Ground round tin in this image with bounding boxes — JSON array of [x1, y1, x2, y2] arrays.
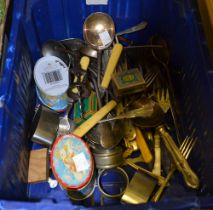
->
[[92, 146, 124, 169], [34, 56, 69, 111], [51, 134, 94, 200], [36, 87, 68, 112]]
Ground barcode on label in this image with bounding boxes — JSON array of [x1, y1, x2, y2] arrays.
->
[[42, 70, 63, 84]]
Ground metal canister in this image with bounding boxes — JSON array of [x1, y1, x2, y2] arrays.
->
[[92, 146, 124, 169], [36, 88, 68, 112], [34, 56, 69, 112], [51, 134, 95, 201]]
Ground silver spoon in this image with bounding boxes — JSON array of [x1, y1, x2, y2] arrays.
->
[[42, 40, 70, 66], [80, 46, 98, 59], [57, 100, 76, 136]]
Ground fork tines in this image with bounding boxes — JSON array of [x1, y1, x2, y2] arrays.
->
[[144, 72, 158, 87]]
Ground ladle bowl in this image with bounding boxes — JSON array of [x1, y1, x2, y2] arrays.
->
[[83, 12, 115, 50]]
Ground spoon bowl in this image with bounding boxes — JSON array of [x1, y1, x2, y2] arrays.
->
[[42, 40, 70, 65]]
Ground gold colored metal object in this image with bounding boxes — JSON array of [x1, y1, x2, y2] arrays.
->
[[124, 138, 138, 151], [121, 170, 157, 204], [90, 192, 95, 206], [83, 12, 115, 50], [123, 148, 133, 158], [123, 120, 137, 141], [123, 139, 138, 158], [155, 88, 170, 113], [150, 36, 182, 145], [127, 97, 199, 188], [123, 156, 144, 165], [152, 136, 197, 202], [152, 133, 161, 176], [146, 131, 154, 142], [116, 102, 125, 115], [130, 97, 164, 128], [157, 126, 199, 189], [123, 121, 139, 158], [99, 105, 154, 123], [125, 159, 166, 185], [129, 140, 138, 151], [100, 194, 105, 206]]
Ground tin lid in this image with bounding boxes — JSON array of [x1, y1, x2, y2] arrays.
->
[[51, 134, 93, 189], [34, 56, 69, 97]]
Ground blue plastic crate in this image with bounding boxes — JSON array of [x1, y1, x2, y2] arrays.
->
[[1, 0, 213, 209]]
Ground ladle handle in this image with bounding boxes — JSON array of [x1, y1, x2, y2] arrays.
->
[[80, 56, 90, 82], [135, 127, 153, 163], [152, 133, 161, 176], [116, 21, 148, 36], [157, 126, 199, 189], [73, 100, 117, 137], [101, 43, 123, 89], [99, 106, 153, 123]]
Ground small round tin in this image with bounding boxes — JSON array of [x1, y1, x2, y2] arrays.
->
[[92, 146, 124, 169], [36, 87, 68, 112], [34, 56, 69, 112], [51, 134, 94, 200]]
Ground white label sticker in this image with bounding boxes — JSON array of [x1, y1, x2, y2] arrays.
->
[[72, 153, 90, 172], [99, 30, 112, 47], [34, 56, 69, 96], [86, 0, 108, 5]]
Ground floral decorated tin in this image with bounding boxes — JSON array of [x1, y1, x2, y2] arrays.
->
[[51, 134, 95, 200]]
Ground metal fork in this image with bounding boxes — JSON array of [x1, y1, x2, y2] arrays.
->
[[151, 136, 197, 202], [155, 88, 170, 113], [144, 71, 158, 88]]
